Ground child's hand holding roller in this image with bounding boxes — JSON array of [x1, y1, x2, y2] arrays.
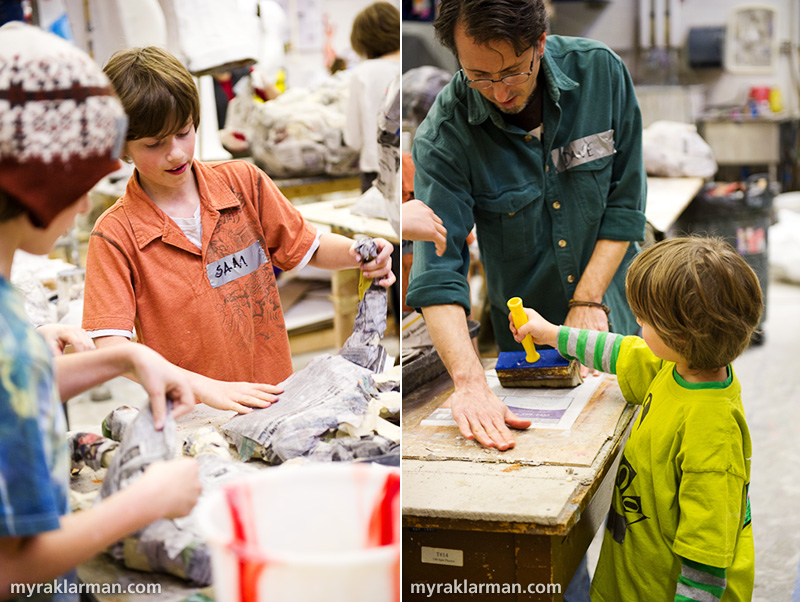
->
[[508, 303, 560, 349]]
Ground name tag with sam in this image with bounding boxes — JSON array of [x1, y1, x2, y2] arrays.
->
[[206, 241, 268, 288]]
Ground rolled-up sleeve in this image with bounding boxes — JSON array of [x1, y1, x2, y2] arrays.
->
[[598, 57, 647, 241], [406, 118, 475, 313]]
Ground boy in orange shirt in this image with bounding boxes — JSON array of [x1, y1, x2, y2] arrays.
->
[[82, 47, 395, 414]]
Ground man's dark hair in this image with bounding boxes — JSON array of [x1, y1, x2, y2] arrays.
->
[[434, 0, 549, 57]]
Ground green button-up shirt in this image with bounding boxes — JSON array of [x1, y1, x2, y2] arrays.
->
[[407, 35, 647, 350]]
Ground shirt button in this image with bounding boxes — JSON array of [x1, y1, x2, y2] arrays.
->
[[558, 239, 567, 248], [508, 212, 515, 217], [553, 201, 561, 210], [546, 165, 550, 173], [568, 274, 575, 283], [524, 135, 532, 142]]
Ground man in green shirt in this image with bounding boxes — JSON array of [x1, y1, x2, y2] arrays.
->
[[406, 0, 647, 450]]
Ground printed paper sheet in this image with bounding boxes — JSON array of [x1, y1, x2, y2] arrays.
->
[[421, 370, 605, 430]]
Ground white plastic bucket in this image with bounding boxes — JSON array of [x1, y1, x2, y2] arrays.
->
[[197, 462, 400, 602]]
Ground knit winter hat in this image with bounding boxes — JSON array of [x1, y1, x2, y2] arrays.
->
[[0, 22, 127, 228]]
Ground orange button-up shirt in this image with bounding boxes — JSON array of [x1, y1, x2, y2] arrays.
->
[[83, 160, 317, 385]]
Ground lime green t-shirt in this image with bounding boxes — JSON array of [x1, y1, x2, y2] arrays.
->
[[558, 328, 754, 601]]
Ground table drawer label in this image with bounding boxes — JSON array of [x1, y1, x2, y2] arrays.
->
[[421, 546, 464, 567]]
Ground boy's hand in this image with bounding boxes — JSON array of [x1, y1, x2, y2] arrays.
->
[[139, 458, 202, 519], [192, 378, 283, 414], [37, 323, 96, 356], [402, 199, 447, 256], [508, 306, 559, 348], [351, 238, 395, 288], [127, 345, 195, 429]]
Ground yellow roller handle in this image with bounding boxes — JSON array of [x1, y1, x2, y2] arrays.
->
[[507, 297, 540, 364]]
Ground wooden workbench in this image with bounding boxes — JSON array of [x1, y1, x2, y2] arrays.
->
[[402, 360, 636, 601], [295, 197, 399, 347], [645, 176, 705, 234]]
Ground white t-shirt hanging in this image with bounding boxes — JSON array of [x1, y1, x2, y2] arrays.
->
[[343, 57, 402, 173]]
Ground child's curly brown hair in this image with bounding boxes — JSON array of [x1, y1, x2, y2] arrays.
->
[[625, 236, 763, 371]]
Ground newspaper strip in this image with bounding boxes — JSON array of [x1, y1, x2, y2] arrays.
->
[[98, 405, 176, 499], [339, 238, 388, 372]]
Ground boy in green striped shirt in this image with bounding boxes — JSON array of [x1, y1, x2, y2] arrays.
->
[[511, 237, 761, 602]]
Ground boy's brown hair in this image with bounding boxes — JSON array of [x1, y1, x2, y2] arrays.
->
[[351, 2, 400, 60], [625, 236, 763, 371], [103, 46, 200, 142]]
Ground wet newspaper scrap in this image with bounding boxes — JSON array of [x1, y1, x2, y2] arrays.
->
[[96, 405, 256, 585], [339, 238, 389, 373], [222, 238, 398, 464], [221, 354, 398, 464]]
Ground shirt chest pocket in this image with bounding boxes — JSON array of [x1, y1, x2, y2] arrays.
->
[[472, 178, 544, 259], [555, 153, 614, 228], [552, 130, 615, 228], [474, 198, 544, 260]]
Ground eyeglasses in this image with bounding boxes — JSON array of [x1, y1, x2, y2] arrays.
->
[[460, 52, 537, 90]]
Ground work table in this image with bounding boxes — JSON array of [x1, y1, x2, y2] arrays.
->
[[402, 359, 637, 601]]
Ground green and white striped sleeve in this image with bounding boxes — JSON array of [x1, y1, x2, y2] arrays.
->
[[557, 326, 625, 374], [675, 557, 726, 602]]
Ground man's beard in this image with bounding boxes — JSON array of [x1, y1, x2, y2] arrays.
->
[[495, 90, 535, 115]]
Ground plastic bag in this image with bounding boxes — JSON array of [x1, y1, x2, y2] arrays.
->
[[224, 71, 358, 177], [642, 120, 717, 178], [770, 208, 800, 284]]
